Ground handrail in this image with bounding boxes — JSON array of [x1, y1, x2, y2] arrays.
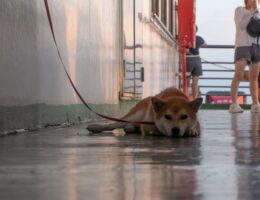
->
[[203, 69, 234, 72], [200, 77, 233, 80], [202, 45, 234, 49], [202, 61, 234, 64], [200, 85, 249, 88], [198, 44, 250, 102]]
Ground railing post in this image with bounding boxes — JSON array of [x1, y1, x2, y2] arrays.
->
[[180, 36, 188, 95]]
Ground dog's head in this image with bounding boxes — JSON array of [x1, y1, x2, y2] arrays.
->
[[151, 96, 202, 137]]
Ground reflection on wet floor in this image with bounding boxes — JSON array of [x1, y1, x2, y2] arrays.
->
[[0, 110, 260, 200]]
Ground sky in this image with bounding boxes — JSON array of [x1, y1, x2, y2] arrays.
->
[[196, 0, 243, 45]]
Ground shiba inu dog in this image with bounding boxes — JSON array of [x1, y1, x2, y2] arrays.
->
[[87, 87, 203, 137]]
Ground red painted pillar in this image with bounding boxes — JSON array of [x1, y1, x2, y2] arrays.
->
[[177, 0, 196, 95], [180, 36, 187, 95]]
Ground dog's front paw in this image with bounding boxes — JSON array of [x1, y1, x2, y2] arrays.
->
[[112, 128, 126, 137], [188, 127, 200, 137]]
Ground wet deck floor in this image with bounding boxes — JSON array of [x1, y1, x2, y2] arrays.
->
[[0, 110, 260, 200]]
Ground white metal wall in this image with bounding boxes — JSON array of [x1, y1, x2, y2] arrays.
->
[[0, 0, 179, 133], [0, 0, 121, 106], [141, 0, 179, 98], [122, 0, 179, 99]]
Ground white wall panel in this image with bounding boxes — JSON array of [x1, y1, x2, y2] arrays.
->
[[0, 0, 121, 106], [0, 0, 179, 133]]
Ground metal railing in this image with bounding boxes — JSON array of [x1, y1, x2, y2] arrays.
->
[[123, 45, 251, 100], [199, 44, 251, 99]]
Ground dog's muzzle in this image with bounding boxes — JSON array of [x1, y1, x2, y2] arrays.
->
[[171, 127, 180, 137]]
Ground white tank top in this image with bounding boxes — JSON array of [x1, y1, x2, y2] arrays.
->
[[234, 6, 260, 48]]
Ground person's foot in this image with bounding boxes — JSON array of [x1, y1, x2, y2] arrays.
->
[[251, 104, 260, 113], [229, 103, 244, 113]]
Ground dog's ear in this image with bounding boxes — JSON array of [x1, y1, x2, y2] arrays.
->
[[151, 97, 165, 112], [189, 97, 203, 113]]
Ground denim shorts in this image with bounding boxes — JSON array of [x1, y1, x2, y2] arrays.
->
[[186, 56, 202, 76], [234, 44, 260, 64]]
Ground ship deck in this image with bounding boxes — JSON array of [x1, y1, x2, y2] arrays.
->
[[0, 110, 260, 200]]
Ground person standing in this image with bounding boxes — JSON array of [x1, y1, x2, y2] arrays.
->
[[186, 26, 207, 99], [229, 0, 260, 113]]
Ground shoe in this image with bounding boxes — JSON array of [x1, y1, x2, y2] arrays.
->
[[229, 103, 244, 113], [251, 104, 260, 113]]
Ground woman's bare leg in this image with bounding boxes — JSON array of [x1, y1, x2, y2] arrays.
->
[[230, 59, 247, 103]]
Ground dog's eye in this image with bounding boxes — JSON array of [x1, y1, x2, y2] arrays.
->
[[180, 114, 188, 120], [164, 114, 172, 120]]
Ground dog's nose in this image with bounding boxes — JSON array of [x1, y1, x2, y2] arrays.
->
[[171, 127, 180, 137]]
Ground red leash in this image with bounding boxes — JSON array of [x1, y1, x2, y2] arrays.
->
[[43, 0, 154, 125]]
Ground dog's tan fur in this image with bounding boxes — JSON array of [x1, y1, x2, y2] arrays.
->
[[87, 87, 202, 137]]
